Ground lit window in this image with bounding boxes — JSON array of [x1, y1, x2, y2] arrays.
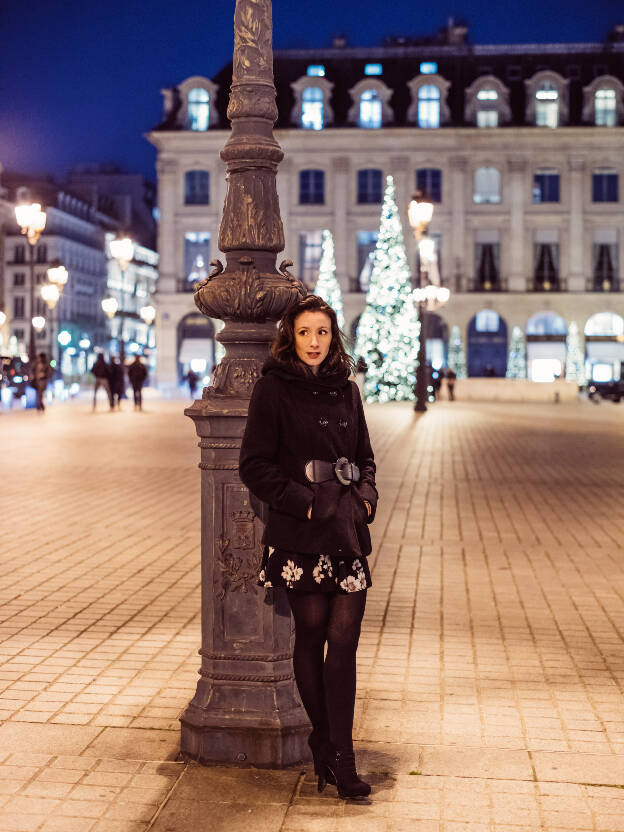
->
[[416, 168, 442, 203], [476, 88, 499, 127], [299, 170, 325, 205], [307, 65, 325, 77], [188, 88, 210, 131], [302, 87, 324, 130], [595, 88, 616, 126], [535, 82, 559, 127], [473, 167, 501, 204], [357, 231, 378, 292], [585, 311, 624, 336], [418, 85, 440, 128], [420, 62, 438, 75], [477, 89, 498, 101], [359, 89, 382, 128], [475, 310, 500, 332], [357, 169, 383, 204], [534, 240, 559, 290], [477, 111, 498, 128], [592, 169, 619, 203], [533, 170, 560, 203], [364, 63, 382, 76], [526, 312, 567, 335], [184, 232, 211, 283], [184, 171, 210, 205], [298, 231, 323, 287]]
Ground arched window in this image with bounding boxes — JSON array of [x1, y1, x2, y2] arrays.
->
[[184, 171, 210, 205], [302, 87, 324, 130], [188, 88, 210, 131], [473, 167, 501, 204], [585, 312, 624, 337], [526, 312, 567, 336], [475, 310, 500, 332], [418, 85, 440, 128], [595, 88, 617, 126], [359, 89, 382, 128], [476, 89, 499, 127], [535, 81, 559, 128]]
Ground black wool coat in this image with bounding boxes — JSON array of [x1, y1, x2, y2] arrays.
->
[[239, 357, 378, 560]]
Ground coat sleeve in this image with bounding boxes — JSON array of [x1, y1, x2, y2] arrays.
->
[[239, 377, 314, 520], [352, 382, 378, 524]]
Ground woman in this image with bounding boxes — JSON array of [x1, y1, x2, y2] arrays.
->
[[239, 295, 378, 800]]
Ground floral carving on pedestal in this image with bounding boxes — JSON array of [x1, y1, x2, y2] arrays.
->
[[215, 531, 263, 601]]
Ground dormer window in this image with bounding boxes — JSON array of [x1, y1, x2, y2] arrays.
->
[[408, 74, 451, 128], [302, 87, 324, 130], [525, 71, 569, 128], [465, 76, 511, 128], [188, 88, 210, 131], [582, 76, 624, 126], [348, 79, 393, 127], [307, 65, 325, 77], [291, 76, 335, 129]]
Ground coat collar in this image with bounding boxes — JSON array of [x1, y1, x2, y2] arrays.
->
[[262, 357, 350, 392]]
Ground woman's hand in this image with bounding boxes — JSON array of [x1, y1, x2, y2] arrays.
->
[[364, 500, 371, 518], [307, 504, 312, 519]]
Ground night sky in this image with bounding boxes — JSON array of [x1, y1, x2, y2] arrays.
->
[[0, 0, 620, 183]]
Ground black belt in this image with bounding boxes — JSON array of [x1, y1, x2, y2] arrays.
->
[[304, 457, 360, 486]]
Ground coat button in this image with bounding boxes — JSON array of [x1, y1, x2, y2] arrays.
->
[[319, 417, 329, 428], [329, 390, 338, 397], [339, 418, 348, 429], [312, 390, 319, 395]]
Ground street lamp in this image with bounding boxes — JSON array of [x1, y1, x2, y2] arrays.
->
[[139, 305, 155, 326], [32, 316, 46, 334], [408, 192, 451, 412], [14, 200, 47, 362], [108, 233, 135, 364]]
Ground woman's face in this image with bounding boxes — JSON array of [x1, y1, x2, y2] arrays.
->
[[294, 310, 333, 373]]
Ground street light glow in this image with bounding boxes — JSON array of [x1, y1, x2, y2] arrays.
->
[[109, 235, 135, 270], [139, 305, 156, 325], [41, 283, 60, 309], [32, 316, 46, 332], [101, 297, 119, 319], [58, 330, 72, 347], [47, 262, 69, 286], [15, 203, 47, 242]]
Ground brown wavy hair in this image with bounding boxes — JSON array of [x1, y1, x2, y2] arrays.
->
[[271, 294, 355, 375]]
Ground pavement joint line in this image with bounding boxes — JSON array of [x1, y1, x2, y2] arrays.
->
[[277, 770, 308, 832], [144, 761, 189, 831]]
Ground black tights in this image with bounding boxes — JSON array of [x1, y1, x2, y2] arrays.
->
[[287, 589, 367, 752]]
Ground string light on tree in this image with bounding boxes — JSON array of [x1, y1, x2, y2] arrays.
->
[[506, 326, 527, 378], [565, 321, 585, 384], [314, 230, 344, 330], [355, 175, 419, 402], [447, 325, 467, 378]]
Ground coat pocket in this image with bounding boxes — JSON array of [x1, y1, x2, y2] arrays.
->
[[310, 481, 343, 520]]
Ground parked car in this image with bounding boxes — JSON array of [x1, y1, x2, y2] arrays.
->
[[587, 380, 624, 402]]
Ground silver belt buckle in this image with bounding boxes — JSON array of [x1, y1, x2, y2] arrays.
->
[[334, 457, 352, 486], [304, 460, 315, 483]]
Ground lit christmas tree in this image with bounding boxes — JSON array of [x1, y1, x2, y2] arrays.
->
[[355, 176, 420, 402], [565, 321, 585, 384], [447, 325, 467, 378], [314, 230, 344, 330], [506, 326, 527, 378]]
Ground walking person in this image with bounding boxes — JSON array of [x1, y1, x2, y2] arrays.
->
[[127, 355, 148, 410], [32, 352, 51, 412], [91, 354, 113, 410], [186, 369, 199, 398], [109, 357, 125, 409], [239, 295, 378, 801], [445, 367, 456, 401]]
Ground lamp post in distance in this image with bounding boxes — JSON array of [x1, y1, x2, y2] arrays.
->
[[108, 233, 135, 365], [14, 200, 46, 362], [42, 260, 69, 375], [408, 191, 450, 412]]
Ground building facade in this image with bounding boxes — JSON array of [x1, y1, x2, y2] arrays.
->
[[150, 22, 624, 387]]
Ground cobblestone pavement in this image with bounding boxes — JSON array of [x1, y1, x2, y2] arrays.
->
[[2, 396, 624, 831]]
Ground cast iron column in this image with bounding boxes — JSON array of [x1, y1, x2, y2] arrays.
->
[[180, 0, 308, 767], [414, 302, 428, 412]]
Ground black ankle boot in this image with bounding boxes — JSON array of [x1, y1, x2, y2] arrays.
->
[[307, 731, 336, 792], [325, 747, 371, 800]]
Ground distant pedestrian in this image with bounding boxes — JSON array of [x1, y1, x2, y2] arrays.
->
[[127, 356, 148, 410], [355, 356, 367, 397], [32, 353, 51, 412], [91, 354, 113, 410], [445, 368, 456, 401], [110, 358, 125, 409], [186, 369, 199, 398]]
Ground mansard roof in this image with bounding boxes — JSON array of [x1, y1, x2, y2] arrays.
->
[[153, 25, 624, 131]]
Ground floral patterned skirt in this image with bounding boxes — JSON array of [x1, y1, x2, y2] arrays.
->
[[258, 546, 372, 594]]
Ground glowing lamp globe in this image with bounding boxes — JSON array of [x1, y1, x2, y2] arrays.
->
[[41, 283, 60, 309], [58, 330, 72, 347], [32, 316, 46, 332], [15, 203, 47, 237], [47, 261, 69, 286], [101, 297, 119, 319], [109, 236, 134, 270], [139, 305, 156, 325], [408, 196, 434, 233], [0, 311, 6, 326]]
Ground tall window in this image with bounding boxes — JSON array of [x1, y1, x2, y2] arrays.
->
[[357, 169, 383, 204], [534, 233, 559, 290], [418, 85, 440, 128], [595, 89, 617, 127], [593, 230, 618, 290], [188, 88, 210, 131], [298, 231, 323, 287], [593, 169, 619, 202], [184, 232, 211, 286], [14, 244, 25, 263], [533, 169, 560, 203], [13, 272, 25, 286], [302, 87, 324, 130], [299, 170, 325, 205], [535, 82, 559, 127], [473, 167, 501, 204], [416, 168, 442, 203], [356, 231, 378, 292], [13, 296, 25, 319], [474, 242, 500, 290], [184, 171, 210, 205], [476, 89, 499, 127], [359, 89, 382, 128], [35, 244, 47, 263]]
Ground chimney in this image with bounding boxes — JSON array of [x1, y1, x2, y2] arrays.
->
[[332, 35, 347, 48]]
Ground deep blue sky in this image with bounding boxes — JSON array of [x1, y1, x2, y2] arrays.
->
[[0, 0, 619, 183]]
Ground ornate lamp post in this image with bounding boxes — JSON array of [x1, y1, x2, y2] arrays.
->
[[43, 260, 69, 374], [14, 200, 46, 362], [108, 234, 135, 364], [408, 193, 450, 412], [180, 0, 308, 767]]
